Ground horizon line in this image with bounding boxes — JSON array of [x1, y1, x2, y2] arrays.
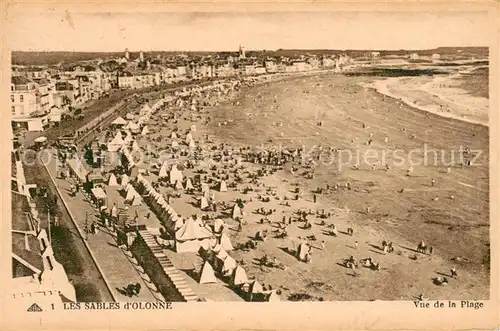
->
[[11, 45, 490, 54]]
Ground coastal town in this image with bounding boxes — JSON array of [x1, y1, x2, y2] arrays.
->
[[10, 45, 490, 307]]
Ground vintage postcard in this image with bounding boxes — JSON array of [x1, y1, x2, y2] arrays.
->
[[1, 1, 499, 330]]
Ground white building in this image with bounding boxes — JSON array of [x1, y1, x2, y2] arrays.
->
[[11, 174, 76, 310]]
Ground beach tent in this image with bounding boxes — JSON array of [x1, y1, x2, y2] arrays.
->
[[230, 266, 248, 286], [222, 256, 237, 276], [108, 173, 119, 187], [158, 162, 169, 178], [175, 180, 183, 190], [129, 122, 140, 134], [185, 178, 194, 191], [267, 290, 281, 302], [249, 280, 264, 294], [185, 133, 193, 144], [199, 261, 217, 284], [171, 132, 178, 139], [297, 243, 310, 261], [169, 165, 183, 185], [124, 134, 133, 144], [200, 196, 209, 210], [132, 141, 141, 152], [216, 248, 228, 262], [220, 233, 234, 251], [121, 174, 130, 188], [141, 126, 150, 135], [108, 133, 125, 151], [125, 185, 138, 201], [173, 216, 185, 231], [175, 217, 213, 252], [232, 204, 242, 219], [130, 193, 142, 206], [110, 204, 118, 218], [213, 219, 225, 233], [219, 180, 228, 192], [112, 116, 127, 126]]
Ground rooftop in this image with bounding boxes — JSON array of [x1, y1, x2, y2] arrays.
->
[[12, 232, 43, 276], [11, 192, 32, 232], [11, 76, 32, 85]]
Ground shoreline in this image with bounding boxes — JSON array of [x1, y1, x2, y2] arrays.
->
[[365, 76, 488, 128]]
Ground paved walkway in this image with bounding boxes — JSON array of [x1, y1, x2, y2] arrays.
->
[[45, 153, 156, 302]]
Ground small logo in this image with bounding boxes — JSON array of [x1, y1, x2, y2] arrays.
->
[[27, 303, 43, 312]]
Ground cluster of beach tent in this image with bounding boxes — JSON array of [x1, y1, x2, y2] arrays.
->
[[197, 245, 280, 302], [135, 174, 219, 253]]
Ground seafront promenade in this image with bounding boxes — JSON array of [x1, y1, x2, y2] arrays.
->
[[44, 154, 158, 302]]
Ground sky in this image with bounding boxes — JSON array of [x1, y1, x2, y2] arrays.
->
[[6, 11, 492, 52]]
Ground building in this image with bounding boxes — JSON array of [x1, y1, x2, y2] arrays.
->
[[265, 59, 277, 73], [11, 176, 76, 310], [10, 76, 38, 119], [292, 61, 307, 72], [409, 53, 420, 60], [432, 53, 441, 61]]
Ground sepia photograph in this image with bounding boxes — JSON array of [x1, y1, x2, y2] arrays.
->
[[2, 2, 499, 330]]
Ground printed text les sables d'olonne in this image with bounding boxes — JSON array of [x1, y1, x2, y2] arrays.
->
[[63, 302, 173, 310]]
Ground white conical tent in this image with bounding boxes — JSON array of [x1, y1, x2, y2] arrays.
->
[[185, 178, 194, 190], [121, 174, 130, 188], [267, 290, 281, 302], [213, 219, 224, 233], [232, 204, 242, 219], [124, 134, 133, 144], [171, 132, 178, 139], [219, 180, 227, 192], [200, 197, 209, 210], [108, 134, 125, 151], [132, 141, 141, 152], [175, 180, 183, 190], [130, 193, 142, 206], [220, 233, 234, 251], [110, 205, 118, 218], [174, 217, 185, 230], [112, 116, 127, 126], [141, 126, 149, 135], [169, 165, 183, 185], [297, 243, 310, 261], [158, 162, 169, 178], [216, 248, 228, 261], [222, 256, 237, 276], [185, 133, 193, 144], [230, 266, 248, 286], [125, 185, 138, 201], [199, 261, 217, 284], [249, 280, 264, 294], [129, 122, 140, 134], [201, 183, 210, 195], [108, 173, 119, 187]]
